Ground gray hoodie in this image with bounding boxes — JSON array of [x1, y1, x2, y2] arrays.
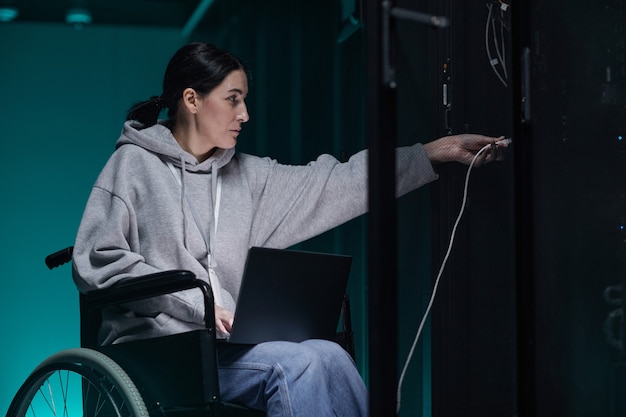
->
[[72, 120, 438, 344]]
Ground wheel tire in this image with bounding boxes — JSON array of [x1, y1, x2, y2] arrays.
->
[[8, 348, 149, 417]]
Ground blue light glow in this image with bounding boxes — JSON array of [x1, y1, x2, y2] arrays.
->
[[0, 7, 18, 22]]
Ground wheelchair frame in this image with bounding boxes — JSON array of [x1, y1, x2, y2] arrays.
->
[[7, 247, 355, 417]]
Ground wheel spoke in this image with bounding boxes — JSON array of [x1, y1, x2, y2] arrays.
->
[[60, 370, 69, 417], [36, 383, 56, 416]]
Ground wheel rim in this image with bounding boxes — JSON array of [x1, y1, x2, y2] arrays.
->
[[9, 349, 147, 417], [15, 363, 133, 417]]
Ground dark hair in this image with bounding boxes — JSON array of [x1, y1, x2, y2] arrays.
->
[[126, 42, 247, 126]]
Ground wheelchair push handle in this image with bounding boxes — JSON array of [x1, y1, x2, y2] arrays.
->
[[45, 246, 74, 269]]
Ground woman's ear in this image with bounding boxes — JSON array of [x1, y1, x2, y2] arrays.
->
[[181, 87, 199, 114]]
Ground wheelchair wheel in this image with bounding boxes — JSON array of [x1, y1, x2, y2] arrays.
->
[[8, 348, 149, 417]]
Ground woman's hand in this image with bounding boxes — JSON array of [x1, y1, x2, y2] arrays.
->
[[214, 304, 234, 335], [423, 134, 510, 166]]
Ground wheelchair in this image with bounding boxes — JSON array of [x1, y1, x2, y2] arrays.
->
[[7, 247, 355, 417]]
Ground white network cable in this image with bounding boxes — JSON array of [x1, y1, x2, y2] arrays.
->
[[485, 2, 509, 88], [396, 143, 493, 414]]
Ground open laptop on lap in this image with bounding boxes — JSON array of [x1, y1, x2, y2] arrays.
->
[[223, 246, 352, 345]]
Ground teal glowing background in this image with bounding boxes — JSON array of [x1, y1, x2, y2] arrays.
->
[[0, 22, 184, 414]]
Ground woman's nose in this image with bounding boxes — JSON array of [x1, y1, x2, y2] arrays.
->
[[238, 105, 250, 123]]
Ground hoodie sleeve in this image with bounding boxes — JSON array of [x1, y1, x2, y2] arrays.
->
[[248, 142, 438, 248], [72, 185, 159, 291], [72, 151, 207, 326]]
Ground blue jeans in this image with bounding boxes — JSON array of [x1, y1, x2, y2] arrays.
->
[[217, 339, 368, 416]]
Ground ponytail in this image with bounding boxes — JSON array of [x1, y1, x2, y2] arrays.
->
[[126, 95, 165, 126], [126, 43, 246, 127]]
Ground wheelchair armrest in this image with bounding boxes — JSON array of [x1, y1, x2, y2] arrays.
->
[[83, 270, 204, 308], [43, 246, 214, 321], [82, 270, 215, 332]]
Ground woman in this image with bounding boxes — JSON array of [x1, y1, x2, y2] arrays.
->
[[72, 42, 507, 416]]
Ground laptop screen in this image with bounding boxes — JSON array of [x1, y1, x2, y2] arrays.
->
[[226, 247, 352, 345]]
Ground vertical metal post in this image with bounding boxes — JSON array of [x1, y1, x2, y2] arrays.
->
[[512, 1, 536, 416], [364, 0, 398, 415]]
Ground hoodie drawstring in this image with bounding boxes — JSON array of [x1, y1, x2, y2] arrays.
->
[[179, 156, 188, 249], [209, 159, 220, 269], [166, 158, 224, 306]]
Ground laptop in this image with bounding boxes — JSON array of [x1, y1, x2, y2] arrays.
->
[[224, 246, 352, 345]]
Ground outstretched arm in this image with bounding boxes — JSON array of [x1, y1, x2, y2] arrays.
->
[[423, 134, 509, 166]]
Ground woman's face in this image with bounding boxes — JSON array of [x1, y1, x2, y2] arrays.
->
[[196, 69, 249, 150]]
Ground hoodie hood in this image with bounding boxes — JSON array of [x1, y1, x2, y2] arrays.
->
[[116, 120, 232, 308], [116, 120, 236, 173]]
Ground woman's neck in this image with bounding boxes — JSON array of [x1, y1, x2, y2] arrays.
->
[[172, 126, 216, 162]]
